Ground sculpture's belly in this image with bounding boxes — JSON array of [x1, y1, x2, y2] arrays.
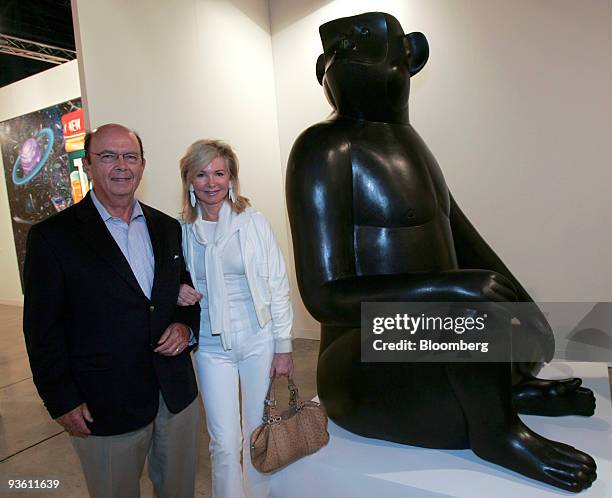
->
[[352, 154, 438, 227], [351, 128, 457, 275], [354, 213, 458, 275], [351, 124, 450, 228]]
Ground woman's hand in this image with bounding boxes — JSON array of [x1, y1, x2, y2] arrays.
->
[[270, 352, 294, 378], [177, 284, 203, 306]]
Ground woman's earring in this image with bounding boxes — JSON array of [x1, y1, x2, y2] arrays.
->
[[229, 183, 236, 203], [189, 185, 197, 208]]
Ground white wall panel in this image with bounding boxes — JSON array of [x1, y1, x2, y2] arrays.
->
[[270, 0, 612, 303], [0, 60, 81, 305]]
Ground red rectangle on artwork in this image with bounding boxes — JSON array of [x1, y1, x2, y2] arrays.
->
[[61, 109, 85, 138]]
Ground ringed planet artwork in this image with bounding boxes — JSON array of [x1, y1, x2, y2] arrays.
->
[[1, 98, 82, 291], [12, 128, 55, 186]]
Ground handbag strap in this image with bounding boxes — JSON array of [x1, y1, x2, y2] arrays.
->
[[262, 377, 301, 424]]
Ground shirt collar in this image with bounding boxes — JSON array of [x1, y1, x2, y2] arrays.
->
[[90, 189, 144, 223]]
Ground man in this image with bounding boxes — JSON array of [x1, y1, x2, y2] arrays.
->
[[23, 124, 200, 498]]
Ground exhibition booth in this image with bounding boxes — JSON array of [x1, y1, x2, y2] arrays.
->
[[1, 0, 611, 496]]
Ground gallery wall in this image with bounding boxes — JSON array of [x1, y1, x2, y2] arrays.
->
[[0, 60, 81, 305], [270, 0, 612, 304], [72, 0, 319, 337], [73, 0, 283, 224]]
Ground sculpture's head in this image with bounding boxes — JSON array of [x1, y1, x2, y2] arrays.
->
[[317, 12, 428, 123]]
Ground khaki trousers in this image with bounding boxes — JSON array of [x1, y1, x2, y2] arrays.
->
[[71, 394, 200, 498]]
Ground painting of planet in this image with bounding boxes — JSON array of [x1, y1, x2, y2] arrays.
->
[[0, 98, 82, 289], [19, 138, 42, 174], [12, 128, 55, 186]]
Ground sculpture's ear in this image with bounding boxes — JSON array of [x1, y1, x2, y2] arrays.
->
[[404, 32, 429, 76], [316, 54, 325, 85]]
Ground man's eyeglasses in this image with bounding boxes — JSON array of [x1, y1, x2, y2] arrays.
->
[[90, 152, 143, 164]]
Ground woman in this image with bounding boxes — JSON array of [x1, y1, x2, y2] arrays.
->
[[177, 139, 294, 498]]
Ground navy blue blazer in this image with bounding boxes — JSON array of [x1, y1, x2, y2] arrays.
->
[[23, 192, 200, 436]]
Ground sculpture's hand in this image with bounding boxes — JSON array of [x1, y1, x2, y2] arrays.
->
[[513, 377, 596, 417], [457, 271, 517, 302], [480, 272, 518, 302]]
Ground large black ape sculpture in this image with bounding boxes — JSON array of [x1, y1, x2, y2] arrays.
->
[[286, 12, 597, 493]]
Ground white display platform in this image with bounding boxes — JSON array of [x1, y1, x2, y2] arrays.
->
[[270, 362, 611, 497]]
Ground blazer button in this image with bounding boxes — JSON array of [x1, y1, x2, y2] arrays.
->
[[149, 305, 155, 312]]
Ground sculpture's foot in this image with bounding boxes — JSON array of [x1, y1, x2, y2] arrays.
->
[[513, 377, 596, 417], [472, 420, 597, 493]]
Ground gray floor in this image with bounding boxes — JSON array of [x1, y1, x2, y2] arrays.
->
[[2, 303, 611, 497], [0, 304, 319, 497]]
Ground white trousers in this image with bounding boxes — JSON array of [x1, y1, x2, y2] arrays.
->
[[195, 326, 274, 498]]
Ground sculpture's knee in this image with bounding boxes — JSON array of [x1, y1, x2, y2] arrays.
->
[[317, 328, 361, 420]]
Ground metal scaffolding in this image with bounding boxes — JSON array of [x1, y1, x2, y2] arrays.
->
[[0, 33, 76, 65]]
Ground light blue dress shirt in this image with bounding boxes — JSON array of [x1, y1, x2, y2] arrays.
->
[[90, 190, 155, 299]]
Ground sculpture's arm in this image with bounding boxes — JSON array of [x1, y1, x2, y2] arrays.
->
[[285, 124, 356, 323], [286, 125, 517, 326], [316, 272, 518, 325], [449, 193, 533, 302], [449, 193, 553, 359]]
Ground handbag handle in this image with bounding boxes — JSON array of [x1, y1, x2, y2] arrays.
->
[[262, 377, 301, 424]]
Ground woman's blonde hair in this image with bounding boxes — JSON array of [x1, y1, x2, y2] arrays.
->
[[179, 139, 250, 223]]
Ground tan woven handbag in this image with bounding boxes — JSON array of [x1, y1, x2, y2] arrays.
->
[[250, 377, 329, 473]]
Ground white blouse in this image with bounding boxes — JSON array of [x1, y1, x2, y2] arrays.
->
[[193, 221, 260, 340]]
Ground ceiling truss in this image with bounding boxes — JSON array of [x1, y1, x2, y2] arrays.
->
[[0, 33, 76, 65]]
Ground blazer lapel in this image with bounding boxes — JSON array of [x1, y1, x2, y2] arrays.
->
[[76, 193, 147, 299], [140, 203, 164, 299]]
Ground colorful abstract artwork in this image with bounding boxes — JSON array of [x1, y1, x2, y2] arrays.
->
[[0, 98, 83, 289]]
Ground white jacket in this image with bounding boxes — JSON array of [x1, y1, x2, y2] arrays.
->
[[181, 206, 293, 353]]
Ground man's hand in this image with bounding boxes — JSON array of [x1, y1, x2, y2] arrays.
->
[[269, 352, 294, 378], [177, 284, 202, 306], [155, 323, 190, 356], [56, 403, 93, 438]]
